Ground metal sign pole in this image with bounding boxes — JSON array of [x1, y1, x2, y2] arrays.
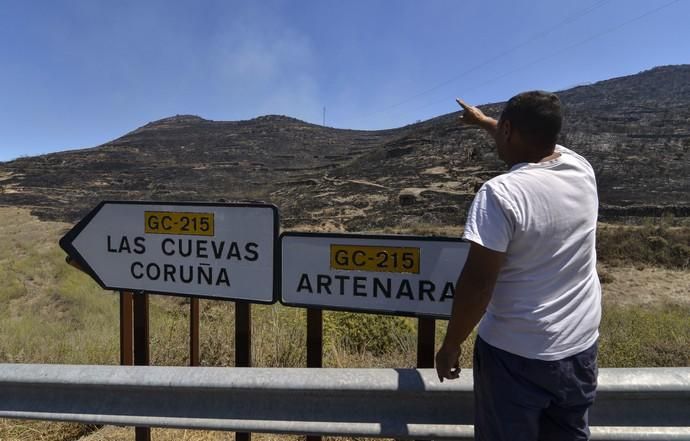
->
[[415, 317, 436, 441], [306, 308, 323, 441], [306, 308, 323, 368], [133, 293, 151, 441], [235, 301, 252, 441], [416, 317, 436, 368], [120, 291, 134, 366], [190, 298, 200, 366]]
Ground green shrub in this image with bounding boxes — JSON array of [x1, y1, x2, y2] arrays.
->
[[646, 235, 668, 251], [597, 225, 690, 270], [324, 311, 415, 356], [670, 243, 690, 268], [598, 303, 690, 367]]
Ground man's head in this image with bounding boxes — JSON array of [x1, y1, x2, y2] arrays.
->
[[494, 91, 562, 165]]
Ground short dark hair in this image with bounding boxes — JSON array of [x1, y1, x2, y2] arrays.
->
[[500, 91, 562, 148]]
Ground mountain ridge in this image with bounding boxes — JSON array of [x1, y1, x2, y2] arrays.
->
[[0, 64, 688, 230]]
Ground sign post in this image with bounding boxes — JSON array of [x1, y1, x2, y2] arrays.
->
[[133, 292, 151, 441], [235, 301, 252, 441], [190, 298, 200, 366], [119, 291, 134, 366], [416, 317, 436, 368], [306, 309, 323, 368], [306, 308, 323, 441]]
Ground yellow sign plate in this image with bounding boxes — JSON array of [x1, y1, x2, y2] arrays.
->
[[330, 244, 420, 274], [144, 211, 215, 237]]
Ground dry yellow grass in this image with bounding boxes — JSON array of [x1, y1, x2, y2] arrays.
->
[[0, 419, 96, 441], [598, 264, 690, 306], [79, 427, 379, 441]]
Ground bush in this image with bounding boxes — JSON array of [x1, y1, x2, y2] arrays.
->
[[598, 303, 690, 367], [324, 311, 415, 356], [670, 243, 690, 268], [646, 235, 668, 251], [597, 224, 690, 270]]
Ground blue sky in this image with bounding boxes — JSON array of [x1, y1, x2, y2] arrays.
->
[[1, 0, 688, 161]]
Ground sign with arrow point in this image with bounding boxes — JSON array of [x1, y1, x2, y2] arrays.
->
[[60, 201, 278, 302]]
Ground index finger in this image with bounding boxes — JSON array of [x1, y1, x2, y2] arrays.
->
[[456, 98, 470, 110], [436, 366, 447, 383]]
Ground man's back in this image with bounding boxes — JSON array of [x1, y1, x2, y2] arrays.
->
[[463, 145, 601, 360]]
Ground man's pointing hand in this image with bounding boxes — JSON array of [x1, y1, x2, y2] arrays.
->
[[456, 98, 489, 127], [456, 98, 498, 136]]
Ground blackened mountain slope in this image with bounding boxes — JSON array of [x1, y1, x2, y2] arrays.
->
[[0, 65, 688, 230]]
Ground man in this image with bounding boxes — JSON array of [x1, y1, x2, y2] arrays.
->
[[435, 91, 601, 441]]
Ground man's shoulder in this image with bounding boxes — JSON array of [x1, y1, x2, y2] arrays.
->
[[474, 174, 521, 215], [478, 144, 596, 194], [480, 169, 522, 196], [557, 144, 596, 173]]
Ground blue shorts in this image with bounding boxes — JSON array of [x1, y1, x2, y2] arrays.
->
[[473, 336, 598, 441]]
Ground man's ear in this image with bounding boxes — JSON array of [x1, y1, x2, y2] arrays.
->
[[502, 119, 512, 142]]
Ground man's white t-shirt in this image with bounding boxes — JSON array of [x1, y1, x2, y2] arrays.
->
[[463, 145, 601, 361]]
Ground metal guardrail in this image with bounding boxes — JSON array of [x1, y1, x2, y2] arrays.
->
[[0, 364, 689, 440]]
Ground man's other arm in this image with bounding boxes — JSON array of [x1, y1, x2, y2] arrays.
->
[[435, 241, 505, 381]]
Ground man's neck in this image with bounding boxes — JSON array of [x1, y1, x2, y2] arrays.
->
[[536, 150, 561, 163], [525, 145, 558, 164], [505, 147, 560, 168]]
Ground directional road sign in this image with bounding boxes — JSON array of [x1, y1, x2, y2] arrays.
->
[[281, 232, 469, 318], [60, 201, 278, 302]]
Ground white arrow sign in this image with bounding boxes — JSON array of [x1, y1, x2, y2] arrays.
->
[[60, 201, 278, 302], [281, 232, 469, 318]]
